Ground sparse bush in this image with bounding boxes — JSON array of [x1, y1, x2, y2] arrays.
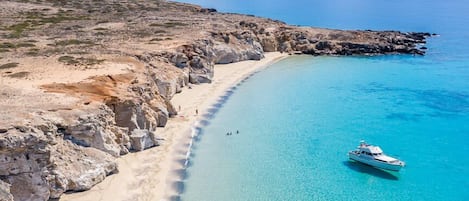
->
[[25, 48, 40, 56], [8, 71, 29, 78], [150, 38, 164, 42], [16, 43, 36, 48], [6, 22, 30, 38], [58, 55, 104, 66], [154, 30, 166, 34], [54, 39, 95, 46], [0, 63, 19, 69], [94, 27, 108, 31], [150, 22, 188, 28], [80, 57, 105, 65], [0, 43, 15, 49], [58, 56, 79, 65], [96, 20, 109, 24]]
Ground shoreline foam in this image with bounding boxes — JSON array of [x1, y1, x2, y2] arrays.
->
[[60, 52, 289, 201]]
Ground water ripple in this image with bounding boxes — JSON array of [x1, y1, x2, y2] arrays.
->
[[358, 82, 469, 118]]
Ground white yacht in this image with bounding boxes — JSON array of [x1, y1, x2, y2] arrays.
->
[[348, 141, 405, 171]]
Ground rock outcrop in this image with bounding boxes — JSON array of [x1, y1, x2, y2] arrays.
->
[[0, 180, 13, 201], [0, 125, 118, 200], [0, 0, 431, 200]]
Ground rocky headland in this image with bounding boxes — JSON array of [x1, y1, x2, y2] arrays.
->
[[0, 0, 430, 200]]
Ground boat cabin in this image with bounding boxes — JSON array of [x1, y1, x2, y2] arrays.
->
[[358, 142, 383, 156]]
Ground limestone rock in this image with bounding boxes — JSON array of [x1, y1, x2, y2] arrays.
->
[[4, 172, 50, 201], [0, 180, 13, 201], [170, 52, 189, 68], [65, 122, 121, 157], [259, 35, 278, 52], [129, 129, 158, 151], [213, 43, 240, 64], [0, 125, 118, 200], [47, 140, 118, 198]]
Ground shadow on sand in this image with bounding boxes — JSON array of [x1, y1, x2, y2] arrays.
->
[[343, 160, 400, 181]]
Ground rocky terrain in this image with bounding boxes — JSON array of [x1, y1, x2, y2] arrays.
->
[[0, 0, 430, 200]]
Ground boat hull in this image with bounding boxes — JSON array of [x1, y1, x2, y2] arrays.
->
[[348, 152, 403, 171]]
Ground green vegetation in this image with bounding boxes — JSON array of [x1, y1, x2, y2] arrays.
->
[[16, 43, 36, 48], [154, 30, 167, 34], [0, 63, 19, 69], [0, 42, 35, 49], [58, 55, 79, 65], [4, 10, 89, 38], [58, 55, 104, 66], [93, 27, 108, 31], [79, 57, 105, 66], [25, 48, 40, 56], [53, 39, 95, 46], [150, 38, 164, 42], [96, 20, 109, 24], [8, 71, 29, 78], [0, 43, 15, 49], [150, 37, 172, 42], [39, 14, 88, 24], [5, 22, 31, 38], [150, 22, 188, 28]]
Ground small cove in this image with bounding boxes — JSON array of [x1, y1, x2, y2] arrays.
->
[[177, 0, 469, 200]]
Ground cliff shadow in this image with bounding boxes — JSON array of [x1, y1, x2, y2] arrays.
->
[[172, 180, 185, 194], [201, 87, 237, 120], [342, 160, 399, 181]]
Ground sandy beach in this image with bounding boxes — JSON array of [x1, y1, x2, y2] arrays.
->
[[59, 52, 288, 201]]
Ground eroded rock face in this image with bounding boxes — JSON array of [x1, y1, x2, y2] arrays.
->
[[47, 140, 118, 198], [5, 172, 50, 201], [64, 110, 124, 157], [0, 180, 13, 201], [0, 126, 118, 200]]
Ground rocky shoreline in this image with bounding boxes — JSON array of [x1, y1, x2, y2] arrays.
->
[[0, 0, 430, 200]]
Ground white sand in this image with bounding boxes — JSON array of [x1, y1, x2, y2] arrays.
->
[[60, 52, 289, 201]]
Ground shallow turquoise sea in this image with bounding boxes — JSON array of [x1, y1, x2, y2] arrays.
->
[[177, 0, 469, 200]]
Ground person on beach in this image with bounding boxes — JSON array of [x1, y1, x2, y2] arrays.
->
[[178, 105, 181, 111], [195, 108, 198, 116]]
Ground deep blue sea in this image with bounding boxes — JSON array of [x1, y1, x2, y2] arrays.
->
[[176, 0, 469, 200]]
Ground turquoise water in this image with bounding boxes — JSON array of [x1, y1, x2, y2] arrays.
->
[[177, 0, 469, 200]]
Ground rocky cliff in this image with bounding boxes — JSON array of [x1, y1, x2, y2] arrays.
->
[[0, 0, 430, 200]]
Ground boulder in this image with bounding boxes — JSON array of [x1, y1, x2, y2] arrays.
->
[[213, 43, 240, 64], [189, 72, 213, 84], [129, 129, 158, 151]]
